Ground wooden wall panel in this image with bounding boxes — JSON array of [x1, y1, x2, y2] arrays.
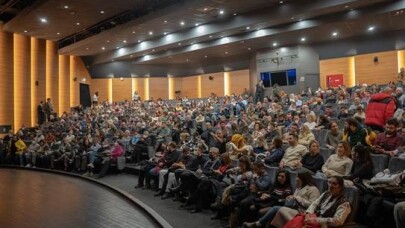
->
[[398, 50, 405, 73], [46, 41, 59, 115], [31, 38, 46, 126], [355, 51, 398, 85], [171, 77, 182, 99], [69, 56, 92, 107], [201, 72, 224, 97], [319, 57, 354, 88], [14, 34, 31, 129], [112, 78, 132, 102], [0, 25, 14, 130], [149, 77, 169, 100], [228, 70, 250, 95], [133, 78, 148, 101], [58, 55, 70, 114], [181, 76, 199, 98], [91, 79, 110, 103]]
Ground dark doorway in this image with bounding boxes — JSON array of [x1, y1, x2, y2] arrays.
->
[[80, 83, 91, 108]]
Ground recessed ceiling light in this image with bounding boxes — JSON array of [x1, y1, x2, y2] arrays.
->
[[273, 42, 278, 46], [219, 10, 224, 15], [100, 10, 104, 14], [132, 31, 136, 34], [178, 43, 181, 46], [246, 26, 250, 30], [299, 18, 303, 21], [149, 31, 153, 35], [76, 22, 80, 26], [233, 13, 237, 16], [138, 40, 141, 43], [107, 40, 110, 43], [164, 20, 168, 23], [225, 51, 228, 54], [345, 5, 349, 8], [291, 17, 295, 20], [130, 55, 133, 57], [101, 47, 105, 50], [186, 59, 189, 62], [248, 47, 251, 50], [180, 21, 185, 26], [209, 35, 213, 38], [116, 47, 120, 49], [123, 40, 127, 43], [24, 30, 28, 33], [64, 5, 69, 9], [368, 26, 375, 31], [40, 18, 47, 23], [332, 32, 338, 36], [301, 37, 306, 42], [57, 32, 60, 35], [164, 32, 168, 35], [195, 23, 199, 26], [204, 55, 207, 58], [279, 1, 284, 4], [204, 8, 208, 11], [86, 47, 89, 50], [111, 59, 114, 62], [152, 49, 155, 52]]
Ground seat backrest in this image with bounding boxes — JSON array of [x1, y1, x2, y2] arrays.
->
[[388, 157, 405, 173], [318, 129, 328, 146], [344, 186, 360, 223], [264, 165, 279, 187], [313, 176, 328, 193], [287, 169, 298, 192], [370, 154, 389, 175], [116, 156, 126, 170], [147, 146, 156, 159], [312, 129, 320, 142], [320, 148, 333, 161]]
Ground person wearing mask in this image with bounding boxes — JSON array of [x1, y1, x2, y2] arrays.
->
[[373, 118, 403, 157], [279, 133, 308, 170]]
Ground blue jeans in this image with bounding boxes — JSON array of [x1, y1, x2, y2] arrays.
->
[[259, 206, 282, 225]]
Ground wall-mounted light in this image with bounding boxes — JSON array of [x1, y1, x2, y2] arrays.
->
[[120, 77, 124, 81], [81, 78, 86, 83], [35, 80, 39, 86]]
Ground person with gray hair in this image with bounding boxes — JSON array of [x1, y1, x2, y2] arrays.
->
[[394, 201, 405, 228], [395, 87, 405, 108]]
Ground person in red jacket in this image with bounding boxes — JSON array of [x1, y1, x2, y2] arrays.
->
[[365, 86, 397, 132]]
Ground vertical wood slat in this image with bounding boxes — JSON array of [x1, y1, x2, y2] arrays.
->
[[149, 77, 168, 100], [14, 34, 31, 130], [0, 24, 14, 131], [58, 55, 70, 115], [31, 38, 46, 126], [355, 51, 398, 85], [46, 40, 59, 115], [112, 78, 131, 102]]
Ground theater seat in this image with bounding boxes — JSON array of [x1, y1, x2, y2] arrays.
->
[[313, 175, 328, 193], [388, 157, 405, 173], [320, 148, 333, 161], [337, 186, 360, 228], [370, 154, 389, 175]]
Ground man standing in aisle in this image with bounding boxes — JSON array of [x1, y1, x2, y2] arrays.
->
[[45, 98, 53, 122]]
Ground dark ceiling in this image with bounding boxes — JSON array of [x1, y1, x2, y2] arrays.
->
[[1, 0, 405, 77]]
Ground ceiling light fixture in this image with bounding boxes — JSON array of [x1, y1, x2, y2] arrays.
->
[[368, 26, 375, 31], [273, 42, 278, 47], [76, 22, 80, 26], [101, 47, 105, 50], [195, 23, 199, 26], [219, 10, 224, 15], [149, 31, 153, 35], [209, 35, 213, 38], [57, 32, 60, 35], [123, 40, 127, 43], [248, 47, 251, 50], [233, 13, 237, 16], [100, 10, 104, 14], [279, 1, 284, 4], [64, 5, 69, 9], [301, 37, 306, 42], [164, 32, 168, 35], [138, 40, 141, 43], [204, 8, 208, 11], [178, 43, 181, 46], [180, 21, 185, 26], [204, 55, 208, 58], [225, 51, 228, 54], [332, 32, 338, 36], [40, 18, 47, 23], [86, 47, 89, 50], [132, 31, 136, 34], [246, 26, 250, 30], [164, 20, 168, 23]]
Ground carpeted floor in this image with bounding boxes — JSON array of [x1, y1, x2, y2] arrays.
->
[[100, 173, 226, 228]]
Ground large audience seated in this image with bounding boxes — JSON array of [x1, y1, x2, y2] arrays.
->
[[0, 81, 404, 228]]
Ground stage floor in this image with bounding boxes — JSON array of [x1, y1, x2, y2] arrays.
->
[[0, 168, 160, 228]]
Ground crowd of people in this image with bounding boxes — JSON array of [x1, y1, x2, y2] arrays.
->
[[0, 81, 404, 228]]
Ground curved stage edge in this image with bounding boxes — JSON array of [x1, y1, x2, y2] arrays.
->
[[0, 165, 172, 228]]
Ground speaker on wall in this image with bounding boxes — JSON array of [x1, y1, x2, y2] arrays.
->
[[374, 56, 379, 63], [35, 80, 39, 86]]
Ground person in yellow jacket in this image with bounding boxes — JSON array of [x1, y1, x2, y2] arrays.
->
[[15, 135, 27, 166]]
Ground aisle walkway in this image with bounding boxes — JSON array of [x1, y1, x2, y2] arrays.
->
[[100, 174, 224, 228]]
